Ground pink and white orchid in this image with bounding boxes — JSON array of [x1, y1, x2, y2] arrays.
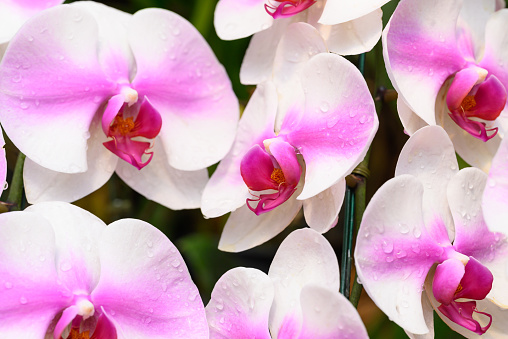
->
[[0, 0, 64, 57], [355, 126, 508, 337], [206, 228, 368, 338], [0, 1, 239, 209], [384, 0, 508, 171], [201, 30, 378, 252], [215, 0, 387, 84], [0, 201, 208, 338]]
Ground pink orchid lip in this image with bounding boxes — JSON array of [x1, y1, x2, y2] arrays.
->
[[240, 139, 301, 215], [433, 257, 494, 335], [102, 93, 162, 170], [446, 67, 507, 142], [264, 0, 316, 19]]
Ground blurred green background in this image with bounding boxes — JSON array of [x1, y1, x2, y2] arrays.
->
[[5, 0, 505, 337]]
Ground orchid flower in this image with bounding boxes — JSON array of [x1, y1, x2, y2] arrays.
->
[[201, 25, 378, 252], [205, 228, 368, 338], [355, 126, 508, 337], [0, 1, 239, 209], [0, 201, 208, 338], [215, 0, 387, 84], [0, 0, 64, 57], [384, 0, 508, 171]]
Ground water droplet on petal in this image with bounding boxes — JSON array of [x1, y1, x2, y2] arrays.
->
[[4, 282, 13, 289], [382, 240, 394, 253], [19, 296, 27, 304], [399, 223, 410, 234]]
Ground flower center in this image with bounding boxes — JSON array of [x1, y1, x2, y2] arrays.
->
[[454, 283, 463, 295], [270, 168, 285, 185], [64, 328, 90, 339], [264, 0, 316, 19], [110, 115, 136, 136], [460, 96, 476, 112]]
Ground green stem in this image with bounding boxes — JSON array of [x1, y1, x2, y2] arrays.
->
[[340, 186, 355, 298], [7, 152, 26, 211]]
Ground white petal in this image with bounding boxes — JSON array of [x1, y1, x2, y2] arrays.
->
[[268, 228, 339, 338], [116, 140, 208, 210], [218, 195, 303, 253], [395, 125, 458, 243], [214, 0, 273, 40], [321, 9, 382, 55], [206, 267, 273, 339], [24, 118, 117, 204], [303, 178, 345, 233], [319, 0, 389, 25]]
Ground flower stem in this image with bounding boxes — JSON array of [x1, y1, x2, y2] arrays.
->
[[7, 152, 25, 211], [340, 186, 355, 298]]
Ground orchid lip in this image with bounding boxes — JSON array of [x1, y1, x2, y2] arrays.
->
[[264, 0, 316, 19], [446, 68, 507, 142], [240, 140, 301, 215]]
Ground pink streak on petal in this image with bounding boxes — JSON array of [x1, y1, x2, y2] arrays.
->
[[247, 185, 297, 215], [277, 313, 300, 338], [384, 0, 467, 123], [129, 9, 239, 171], [91, 219, 208, 338], [455, 257, 493, 301], [0, 5, 117, 172], [438, 300, 492, 335], [432, 258, 464, 305], [241, 145, 278, 191], [53, 305, 79, 339]]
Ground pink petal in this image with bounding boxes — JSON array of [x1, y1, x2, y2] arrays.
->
[[383, 0, 467, 125], [241, 145, 278, 191], [214, 0, 273, 40], [432, 258, 465, 305], [303, 178, 345, 233], [91, 219, 208, 338], [445, 67, 480, 111], [218, 193, 303, 252], [395, 126, 458, 244], [455, 257, 493, 301], [268, 228, 340, 338], [23, 118, 118, 204], [115, 140, 208, 210], [355, 175, 445, 335], [53, 305, 80, 339], [0, 211, 70, 337], [201, 82, 278, 218], [129, 8, 239, 171], [206, 268, 273, 339], [0, 130, 6, 188], [279, 53, 377, 200], [0, 5, 116, 173], [91, 313, 117, 339]]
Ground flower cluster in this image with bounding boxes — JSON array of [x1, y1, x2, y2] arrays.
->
[[0, 0, 507, 338]]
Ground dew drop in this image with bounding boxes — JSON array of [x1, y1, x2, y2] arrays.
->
[[382, 240, 394, 253], [4, 282, 13, 289], [3, 182, 8, 190], [411, 243, 420, 253], [413, 228, 421, 238], [320, 102, 329, 113], [19, 296, 28, 304], [395, 249, 407, 259], [60, 261, 72, 272], [399, 223, 410, 234], [171, 259, 180, 268], [488, 180, 496, 188], [386, 256, 394, 263]]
